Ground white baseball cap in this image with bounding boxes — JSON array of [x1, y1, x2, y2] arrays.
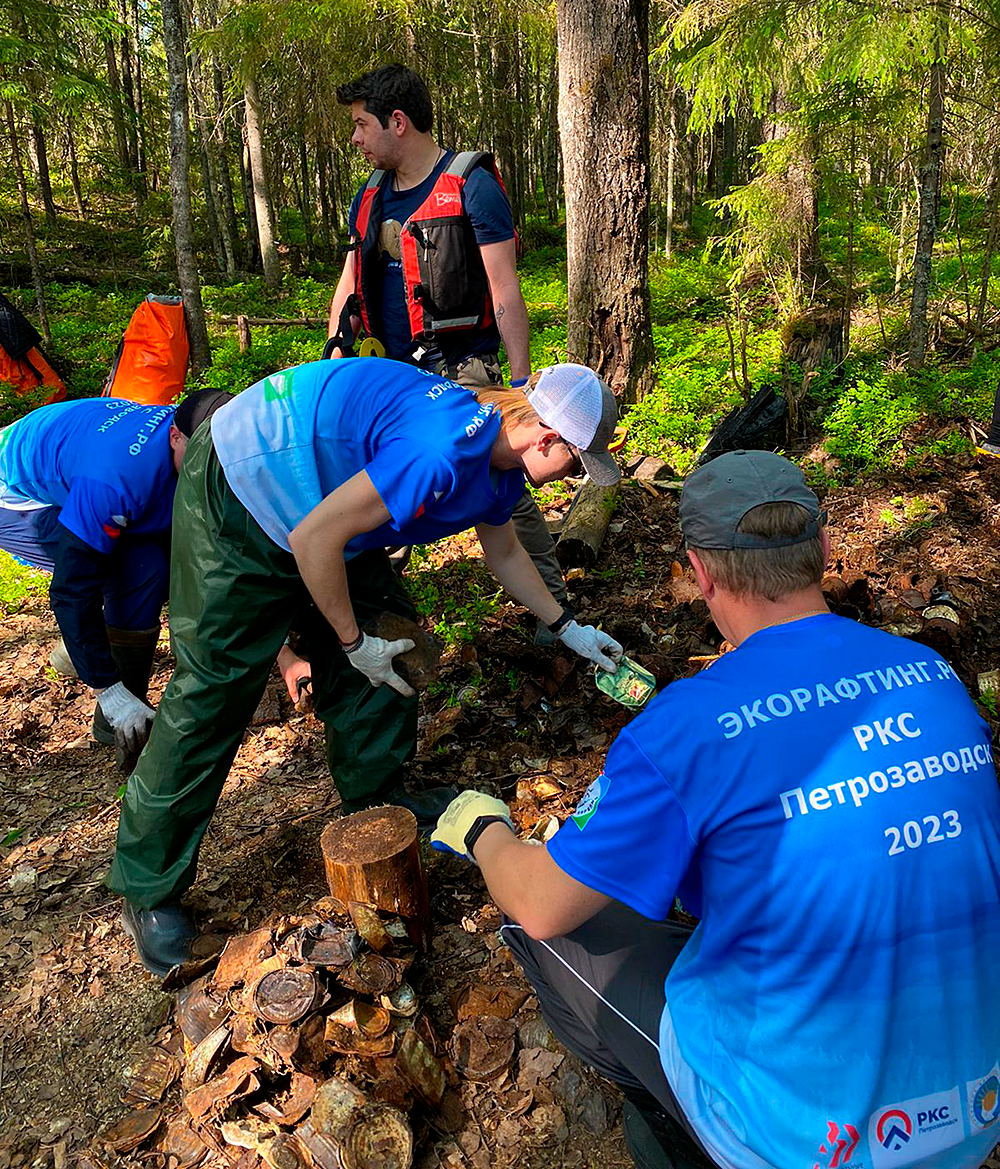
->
[[526, 363, 621, 485]]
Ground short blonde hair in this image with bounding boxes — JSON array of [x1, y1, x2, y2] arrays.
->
[[471, 385, 542, 429], [693, 502, 825, 601]]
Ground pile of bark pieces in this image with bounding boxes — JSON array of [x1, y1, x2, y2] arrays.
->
[[95, 898, 444, 1168], [91, 901, 593, 1169], [90, 869, 581, 1166]]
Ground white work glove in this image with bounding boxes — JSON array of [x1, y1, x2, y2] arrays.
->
[[557, 620, 624, 673], [345, 633, 416, 697], [97, 681, 156, 754]]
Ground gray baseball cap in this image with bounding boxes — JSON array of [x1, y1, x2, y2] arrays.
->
[[527, 363, 620, 485], [680, 450, 824, 549]]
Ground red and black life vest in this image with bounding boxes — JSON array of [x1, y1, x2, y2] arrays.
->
[[352, 151, 510, 345]]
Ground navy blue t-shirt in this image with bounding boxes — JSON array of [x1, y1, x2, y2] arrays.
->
[[348, 151, 513, 365]]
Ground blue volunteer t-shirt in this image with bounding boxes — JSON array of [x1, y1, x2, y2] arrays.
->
[[210, 359, 523, 554], [548, 614, 1000, 1169], [348, 151, 513, 364], [0, 398, 177, 554]]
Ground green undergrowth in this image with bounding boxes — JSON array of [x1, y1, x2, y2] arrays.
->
[[403, 547, 505, 645], [0, 552, 48, 615], [810, 350, 993, 478], [2, 199, 996, 490]]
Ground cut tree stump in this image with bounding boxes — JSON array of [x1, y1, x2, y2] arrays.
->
[[320, 807, 430, 947], [555, 480, 620, 567]]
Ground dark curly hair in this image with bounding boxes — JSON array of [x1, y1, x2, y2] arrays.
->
[[337, 64, 433, 133]]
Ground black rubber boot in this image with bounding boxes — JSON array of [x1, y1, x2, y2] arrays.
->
[[622, 1100, 715, 1169], [382, 786, 459, 833], [120, 900, 195, 978], [92, 625, 161, 747]]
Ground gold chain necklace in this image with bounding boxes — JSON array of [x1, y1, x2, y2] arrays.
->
[[754, 608, 829, 634]]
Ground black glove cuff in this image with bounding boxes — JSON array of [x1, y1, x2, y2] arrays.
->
[[546, 605, 576, 636], [464, 815, 511, 857]]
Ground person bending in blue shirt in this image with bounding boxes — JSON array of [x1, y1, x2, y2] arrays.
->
[[110, 358, 624, 978], [326, 64, 571, 641], [0, 390, 231, 771], [433, 450, 1000, 1169]]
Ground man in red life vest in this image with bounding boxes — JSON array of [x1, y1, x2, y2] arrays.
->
[[325, 63, 570, 633]]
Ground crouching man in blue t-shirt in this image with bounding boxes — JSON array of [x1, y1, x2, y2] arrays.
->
[[110, 358, 625, 977], [432, 450, 1000, 1169], [0, 390, 231, 772]]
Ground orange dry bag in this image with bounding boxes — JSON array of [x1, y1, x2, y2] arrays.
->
[[0, 292, 66, 405], [102, 294, 190, 405]]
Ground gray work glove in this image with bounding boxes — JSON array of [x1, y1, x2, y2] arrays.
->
[[345, 633, 416, 697], [557, 620, 624, 672], [97, 681, 156, 757]]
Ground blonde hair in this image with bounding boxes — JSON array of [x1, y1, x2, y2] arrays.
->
[[471, 384, 542, 429], [693, 502, 825, 601]]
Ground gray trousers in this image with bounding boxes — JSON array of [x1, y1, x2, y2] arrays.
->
[[500, 902, 716, 1165]]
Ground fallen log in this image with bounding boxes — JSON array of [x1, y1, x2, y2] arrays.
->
[[555, 480, 620, 568], [320, 807, 429, 947], [213, 315, 327, 327], [2, 260, 176, 289]]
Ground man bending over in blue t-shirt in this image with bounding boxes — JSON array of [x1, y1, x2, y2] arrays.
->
[[0, 390, 231, 772], [433, 450, 1000, 1169], [110, 358, 625, 978]]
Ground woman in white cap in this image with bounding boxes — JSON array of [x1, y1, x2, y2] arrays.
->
[[110, 356, 624, 977]]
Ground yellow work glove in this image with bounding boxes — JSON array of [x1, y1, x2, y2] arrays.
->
[[430, 790, 514, 863]]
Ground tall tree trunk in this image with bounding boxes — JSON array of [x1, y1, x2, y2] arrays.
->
[[908, 13, 948, 371], [104, 37, 132, 175], [30, 116, 58, 226], [189, 56, 227, 274], [546, 53, 559, 221], [118, 4, 140, 175], [298, 126, 315, 265], [317, 143, 333, 262], [665, 82, 675, 259], [159, 0, 211, 373], [244, 74, 281, 289], [5, 100, 51, 346], [976, 148, 1000, 333], [133, 0, 147, 179], [844, 113, 856, 354], [492, 29, 523, 229], [557, 0, 654, 403], [240, 134, 261, 269], [328, 140, 343, 235], [894, 193, 910, 295], [66, 117, 87, 218], [211, 60, 241, 271]]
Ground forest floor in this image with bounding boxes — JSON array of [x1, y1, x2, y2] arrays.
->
[[2, 434, 1000, 1169]]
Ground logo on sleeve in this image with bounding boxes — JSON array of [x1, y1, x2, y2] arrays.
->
[[967, 1070, 1000, 1128], [869, 1089, 961, 1165], [875, 1110, 912, 1152], [571, 776, 608, 830], [812, 1120, 861, 1168], [262, 370, 294, 401], [101, 513, 128, 539]]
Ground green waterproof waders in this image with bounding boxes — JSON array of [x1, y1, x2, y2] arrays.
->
[[108, 424, 418, 909]]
